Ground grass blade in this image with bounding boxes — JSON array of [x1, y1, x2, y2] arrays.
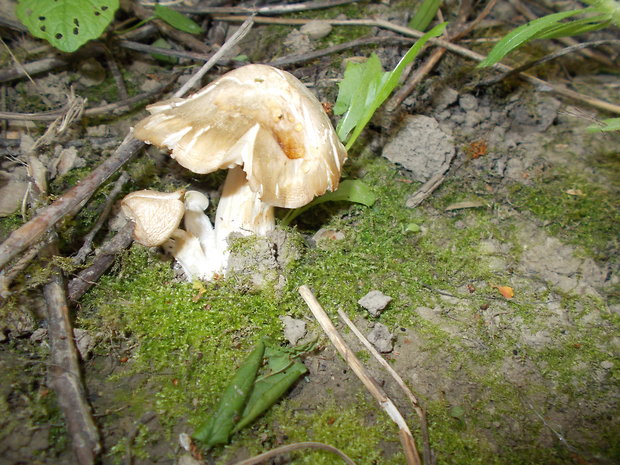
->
[[408, 0, 442, 32], [586, 117, 620, 132], [154, 4, 203, 34], [280, 179, 377, 227]]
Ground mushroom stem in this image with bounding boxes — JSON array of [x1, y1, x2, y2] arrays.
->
[[213, 165, 275, 272]]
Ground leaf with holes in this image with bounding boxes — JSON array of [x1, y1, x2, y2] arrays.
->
[[16, 0, 119, 53]]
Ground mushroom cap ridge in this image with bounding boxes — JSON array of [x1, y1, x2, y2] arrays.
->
[[133, 64, 347, 209]]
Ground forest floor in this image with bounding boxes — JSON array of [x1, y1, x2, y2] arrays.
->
[[0, 1, 618, 465]]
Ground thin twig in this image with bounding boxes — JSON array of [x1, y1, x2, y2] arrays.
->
[[298, 285, 422, 465], [177, 0, 359, 16], [73, 172, 130, 265], [230, 441, 357, 465], [174, 16, 254, 97], [215, 15, 620, 114], [337, 309, 433, 465], [268, 35, 414, 67], [103, 45, 128, 101], [406, 156, 454, 209], [68, 221, 135, 302], [42, 241, 101, 464]]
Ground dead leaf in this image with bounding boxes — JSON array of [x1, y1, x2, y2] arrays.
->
[[491, 285, 514, 299], [445, 200, 488, 211], [565, 189, 585, 197]]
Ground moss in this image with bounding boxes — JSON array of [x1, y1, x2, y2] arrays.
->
[[507, 169, 619, 262]]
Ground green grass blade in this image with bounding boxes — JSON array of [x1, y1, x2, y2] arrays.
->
[[477, 8, 591, 68], [340, 22, 446, 149], [408, 0, 442, 31], [586, 117, 620, 133], [154, 4, 203, 34], [280, 179, 377, 227], [536, 15, 609, 39]]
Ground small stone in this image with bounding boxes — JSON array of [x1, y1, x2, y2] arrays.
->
[[177, 454, 202, 465], [459, 94, 478, 111], [358, 290, 392, 317], [367, 323, 394, 353], [74, 328, 94, 360], [601, 361, 614, 370], [433, 87, 459, 111], [280, 315, 307, 345], [311, 228, 345, 248], [300, 20, 332, 40], [0, 167, 28, 217]]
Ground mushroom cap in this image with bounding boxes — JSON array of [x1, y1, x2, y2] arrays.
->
[[121, 190, 185, 247], [133, 64, 347, 209]]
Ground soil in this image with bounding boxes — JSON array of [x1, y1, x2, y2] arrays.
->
[[0, 1, 619, 465]]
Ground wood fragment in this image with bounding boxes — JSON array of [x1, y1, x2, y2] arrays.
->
[[43, 242, 100, 464], [230, 441, 356, 465], [177, 0, 359, 16], [299, 285, 422, 465]]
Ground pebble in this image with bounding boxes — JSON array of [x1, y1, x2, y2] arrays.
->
[[358, 290, 392, 317], [367, 323, 394, 353], [300, 20, 332, 40], [280, 315, 307, 345]]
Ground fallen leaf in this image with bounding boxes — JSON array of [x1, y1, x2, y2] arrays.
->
[[445, 200, 488, 211], [565, 189, 585, 196], [492, 285, 514, 299]]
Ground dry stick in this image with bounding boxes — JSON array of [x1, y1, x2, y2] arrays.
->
[[0, 17, 253, 272], [298, 285, 422, 465], [178, 0, 359, 15], [268, 35, 414, 67], [337, 308, 433, 465], [103, 46, 129, 101], [73, 172, 130, 265], [231, 441, 357, 465], [215, 15, 620, 114], [68, 221, 135, 302], [43, 242, 101, 465]]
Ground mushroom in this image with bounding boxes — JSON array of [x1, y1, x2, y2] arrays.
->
[[131, 64, 347, 280]]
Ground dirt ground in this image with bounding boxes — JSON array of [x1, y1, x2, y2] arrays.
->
[[0, 1, 619, 465]]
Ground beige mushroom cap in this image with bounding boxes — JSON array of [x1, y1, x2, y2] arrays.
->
[[133, 64, 347, 209], [121, 190, 185, 247]]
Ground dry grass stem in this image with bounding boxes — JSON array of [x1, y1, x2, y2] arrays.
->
[[298, 285, 422, 465]]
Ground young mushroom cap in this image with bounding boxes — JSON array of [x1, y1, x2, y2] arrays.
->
[[121, 190, 185, 247], [133, 64, 347, 209]]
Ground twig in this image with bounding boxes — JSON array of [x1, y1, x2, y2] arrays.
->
[[268, 35, 414, 67], [68, 220, 135, 302], [298, 285, 422, 465], [43, 242, 101, 464], [177, 0, 359, 16], [230, 441, 357, 465], [118, 39, 213, 61], [103, 46, 128, 101], [337, 309, 433, 465], [73, 172, 130, 265], [0, 238, 48, 298], [215, 15, 620, 114], [406, 154, 455, 209], [174, 16, 254, 97]]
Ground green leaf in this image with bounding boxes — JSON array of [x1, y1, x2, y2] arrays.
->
[[16, 0, 119, 53], [536, 15, 609, 39], [586, 117, 620, 133], [280, 179, 377, 227], [150, 38, 178, 64], [477, 8, 592, 68], [154, 4, 203, 34], [233, 346, 308, 432], [335, 22, 446, 149], [192, 341, 265, 447], [408, 0, 442, 32]]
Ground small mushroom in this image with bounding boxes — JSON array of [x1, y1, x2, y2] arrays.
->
[[132, 64, 347, 279], [120, 190, 185, 247]]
